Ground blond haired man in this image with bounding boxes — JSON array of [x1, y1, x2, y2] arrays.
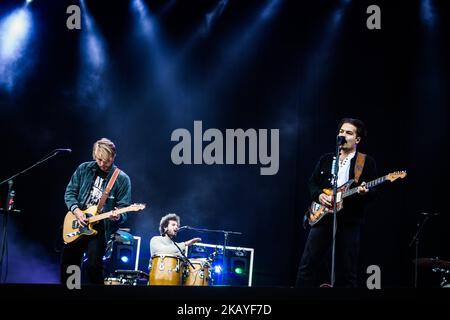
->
[[61, 138, 131, 284]]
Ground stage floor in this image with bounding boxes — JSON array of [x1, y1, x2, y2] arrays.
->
[[1, 284, 448, 318], [1, 283, 449, 301]]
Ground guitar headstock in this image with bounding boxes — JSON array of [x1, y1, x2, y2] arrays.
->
[[386, 171, 407, 182], [128, 203, 146, 212]]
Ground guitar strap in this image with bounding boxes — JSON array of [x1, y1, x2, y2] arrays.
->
[[354, 152, 366, 184], [96, 168, 121, 213]]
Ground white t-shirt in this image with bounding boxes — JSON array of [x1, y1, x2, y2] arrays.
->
[[337, 151, 356, 187]]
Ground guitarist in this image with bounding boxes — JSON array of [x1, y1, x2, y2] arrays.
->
[[60, 138, 132, 285], [296, 118, 377, 288]]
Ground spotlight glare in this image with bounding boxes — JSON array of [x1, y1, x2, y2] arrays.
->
[[0, 6, 33, 90], [120, 256, 130, 263], [0, 9, 31, 60]]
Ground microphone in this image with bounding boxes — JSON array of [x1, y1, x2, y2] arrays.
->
[[336, 136, 346, 145], [55, 148, 72, 153], [420, 212, 440, 216], [178, 226, 189, 231]]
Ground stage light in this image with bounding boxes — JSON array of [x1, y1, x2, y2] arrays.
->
[[0, 8, 31, 60], [77, 0, 109, 108], [421, 0, 436, 29], [26, 0, 33, 4], [231, 259, 246, 275], [117, 246, 133, 264], [214, 265, 222, 274], [261, 0, 281, 20], [131, 0, 155, 37], [234, 267, 244, 275], [0, 5, 33, 91]]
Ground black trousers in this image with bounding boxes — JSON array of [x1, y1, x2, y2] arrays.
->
[[60, 222, 106, 285], [296, 216, 361, 288]]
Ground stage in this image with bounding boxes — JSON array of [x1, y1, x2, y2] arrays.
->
[[2, 283, 449, 301]]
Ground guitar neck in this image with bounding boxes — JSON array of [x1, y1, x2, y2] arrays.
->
[[343, 175, 387, 198], [89, 207, 129, 223]]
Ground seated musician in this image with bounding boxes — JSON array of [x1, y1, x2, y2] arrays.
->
[[150, 213, 201, 257]]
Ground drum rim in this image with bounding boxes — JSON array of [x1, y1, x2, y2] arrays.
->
[[104, 277, 123, 284], [189, 258, 208, 262], [151, 254, 181, 259], [105, 277, 121, 281]]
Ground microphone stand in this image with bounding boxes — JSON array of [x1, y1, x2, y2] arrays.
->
[[0, 149, 68, 188], [0, 149, 69, 283], [166, 234, 195, 270], [408, 214, 431, 288], [330, 136, 342, 287], [181, 226, 242, 285]]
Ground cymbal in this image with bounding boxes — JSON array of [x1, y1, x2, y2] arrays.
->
[[414, 258, 450, 269]]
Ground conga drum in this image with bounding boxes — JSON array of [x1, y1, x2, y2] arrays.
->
[[148, 254, 183, 285], [183, 258, 211, 286]]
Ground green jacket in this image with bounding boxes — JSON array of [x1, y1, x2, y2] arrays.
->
[[64, 161, 132, 239]]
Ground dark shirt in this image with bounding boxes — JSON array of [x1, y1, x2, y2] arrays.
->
[[308, 152, 377, 224], [64, 161, 132, 239]]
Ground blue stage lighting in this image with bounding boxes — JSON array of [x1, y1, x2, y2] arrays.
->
[[0, 6, 33, 90], [214, 265, 222, 274], [421, 0, 436, 29], [117, 245, 133, 265], [0, 8, 31, 61], [261, 0, 281, 20]]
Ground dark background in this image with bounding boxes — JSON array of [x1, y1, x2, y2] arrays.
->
[[0, 0, 449, 287]]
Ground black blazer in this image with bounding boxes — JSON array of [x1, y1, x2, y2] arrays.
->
[[308, 152, 377, 224]]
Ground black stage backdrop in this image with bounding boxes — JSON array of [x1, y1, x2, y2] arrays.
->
[[0, 0, 449, 287]]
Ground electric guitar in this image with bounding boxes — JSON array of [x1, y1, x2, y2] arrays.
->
[[307, 171, 406, 226], [62, 203, 146, 244]]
